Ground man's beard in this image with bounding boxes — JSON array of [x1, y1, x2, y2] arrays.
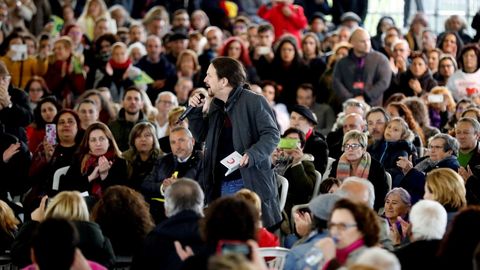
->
[[125, 109, 139, 115]]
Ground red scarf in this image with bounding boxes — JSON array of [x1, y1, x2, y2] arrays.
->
[[108, 58, 131, 70], [82, 149, 117, 198]]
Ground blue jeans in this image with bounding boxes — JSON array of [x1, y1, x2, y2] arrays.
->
[[221, 178, 244, 196]]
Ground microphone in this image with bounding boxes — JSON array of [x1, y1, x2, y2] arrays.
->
[[176, 93, 205, 123]]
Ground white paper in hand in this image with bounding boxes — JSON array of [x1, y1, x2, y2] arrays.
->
[[220, 151, 243, 176]]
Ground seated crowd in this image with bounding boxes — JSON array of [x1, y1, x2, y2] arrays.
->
[[1, 0, 480, 269]]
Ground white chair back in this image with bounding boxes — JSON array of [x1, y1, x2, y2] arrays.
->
[[313, 170, 322, 197], [276, 174, 289, 212], [52, 166, 70, 191], [322, 157, 336, 180], [258, 247, 290, 270], [385, 172, 392, 191]]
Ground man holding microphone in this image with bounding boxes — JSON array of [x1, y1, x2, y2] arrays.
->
[[187, 57, 281, 228]]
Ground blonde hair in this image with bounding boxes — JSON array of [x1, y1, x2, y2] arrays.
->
[[168, 106, 187, 127], [111, 41, 127, 52], [343, 129, 368, 148], [79, 0, 110, 19], [45, 191, 90, 221], [426, 168, 466, 209], [0, 200, 19, 234], [235, 189, 262, 217], [430, 86, 457, 113], [387, 117, 414, 142]]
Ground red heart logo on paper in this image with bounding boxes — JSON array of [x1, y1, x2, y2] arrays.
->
[[466, 88, 478, 96]]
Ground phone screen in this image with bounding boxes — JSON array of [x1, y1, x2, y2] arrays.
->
[[45, 124, 57, 145], [217, 241, 251, 259], [278, 138, 299, 149]]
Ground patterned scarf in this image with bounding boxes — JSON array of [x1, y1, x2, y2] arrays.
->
[[336, 152, 371, 181]]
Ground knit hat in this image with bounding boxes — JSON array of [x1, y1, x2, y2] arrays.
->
[[309, 193, 342, 221]]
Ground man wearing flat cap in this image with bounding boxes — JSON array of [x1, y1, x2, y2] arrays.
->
[[289, 105, 328, 174], [340, 11, 362, 30], [165, 31, 189, 66]]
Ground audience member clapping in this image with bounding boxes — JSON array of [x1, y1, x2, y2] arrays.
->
[[60, 122, 127, 199], [383, 188, 411, 246], [398, 134, 460, 203]]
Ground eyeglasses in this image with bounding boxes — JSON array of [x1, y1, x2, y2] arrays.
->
[[157, 100, 174, 105], [0, 75, 11, 82], [327, 222, 357, 231], [342, 143, 363, 151], [428, 145, 444, 150]]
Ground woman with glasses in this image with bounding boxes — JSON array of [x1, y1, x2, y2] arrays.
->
[[329, 130, 389, 211], [60, 122, 127, 199], [24, 76, 50, 110], [151, 91, 178, 139], [397, 133, 460, 203], [433, 54, 457, 86], [313, 199, 380, 269]]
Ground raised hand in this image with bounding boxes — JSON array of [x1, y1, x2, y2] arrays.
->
[[3, 142, 20, 163], [31, 195, 48, 222]]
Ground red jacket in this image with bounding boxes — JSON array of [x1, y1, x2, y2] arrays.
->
[[258, 2, 308, 45]]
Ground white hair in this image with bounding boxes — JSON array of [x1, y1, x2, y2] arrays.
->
[[390, 39, 410, 54], [337, 177, 375, 209], [155, 91, 179, 106], [164, 178, 204, 217], [355, 247, 401, 270], [410, 200, 447, 240], [127, 41, 147, 56]]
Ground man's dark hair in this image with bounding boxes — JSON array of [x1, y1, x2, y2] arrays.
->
[[282, 128, 306, 148], [123, 86, 143, 101], [200, 196, 258, 246], [32, 218, 79, 270], [95, 33, 118, 50], [366, 107, 390, 123], [297, 83, 316, 96], [211, 57, 246, 89], [257, 23, 274, 34]]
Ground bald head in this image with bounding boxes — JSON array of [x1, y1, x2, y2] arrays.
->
[[350, 28, 371, 56], [338, 177, 375, 208], [343, 113, 365, 134]]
